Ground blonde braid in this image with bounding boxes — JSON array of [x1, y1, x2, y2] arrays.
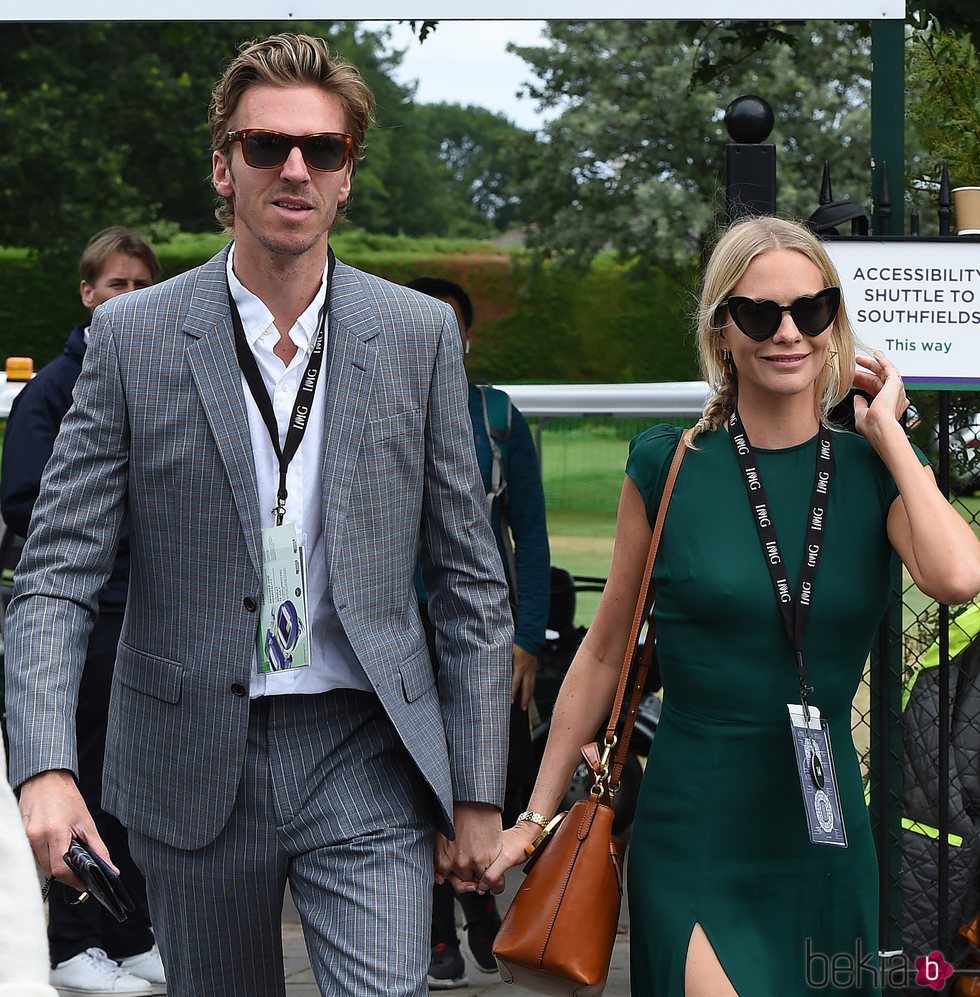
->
[[689, 361, 737, 446]]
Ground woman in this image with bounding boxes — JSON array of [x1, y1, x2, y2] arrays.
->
[[481, 216, 980, 995]]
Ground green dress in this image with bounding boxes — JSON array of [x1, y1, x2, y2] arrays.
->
[[625, 423, 899, 996]]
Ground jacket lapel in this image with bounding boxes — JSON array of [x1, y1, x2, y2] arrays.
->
[[183, 248, 263, 575], [320, 261, 378, 565]]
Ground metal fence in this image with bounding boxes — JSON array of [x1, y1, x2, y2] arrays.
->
[[885, 398, 980, 994]]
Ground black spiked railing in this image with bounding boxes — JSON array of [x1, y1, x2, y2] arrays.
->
[[820, 161, 834, 206], [877, 161, 892, 236], [939, 162, 952, 236], [807, 160, 867, 235]]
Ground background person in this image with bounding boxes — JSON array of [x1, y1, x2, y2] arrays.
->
[[5, 33, 511, 997], [1, 226, 164, 996], [406, 277, 549, 988], [483, 215, 980, 996]]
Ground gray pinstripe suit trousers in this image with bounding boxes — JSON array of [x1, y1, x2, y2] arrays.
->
[[129, 689, 434, 996]]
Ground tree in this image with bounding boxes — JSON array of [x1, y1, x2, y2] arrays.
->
[[912, 0, 980, 45], [509, 20, 874, 273], [0, 22, 471, 263], [0, 21, 533, 265], [412, 103, 531, 233], [906, 17, 980, 194]]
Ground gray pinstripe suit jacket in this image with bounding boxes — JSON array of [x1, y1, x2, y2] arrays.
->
[[5, 246, 512, 850]]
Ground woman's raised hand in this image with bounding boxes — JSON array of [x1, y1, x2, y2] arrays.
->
[[852, 350, 910, 444]]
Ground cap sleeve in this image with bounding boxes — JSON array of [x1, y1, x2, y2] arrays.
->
[[626, 423, 684, 530]]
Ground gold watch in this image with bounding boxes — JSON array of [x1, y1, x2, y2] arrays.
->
[[516, 810, 549, 829]]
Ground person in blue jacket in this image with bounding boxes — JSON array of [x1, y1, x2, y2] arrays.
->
[[406, 277, 550, 989], [1, 227, 166, 996]]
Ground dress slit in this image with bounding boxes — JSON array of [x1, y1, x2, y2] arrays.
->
[[684, 920, 739, 997]]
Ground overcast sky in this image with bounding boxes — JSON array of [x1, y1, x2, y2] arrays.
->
[[379, 20, 555, 131]]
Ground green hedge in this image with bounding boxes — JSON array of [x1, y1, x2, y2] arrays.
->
[[0, 234, 699, 383]]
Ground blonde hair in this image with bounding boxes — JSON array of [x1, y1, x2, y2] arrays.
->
[[690, 216, 856, 444], [209, 32, 374, 230]]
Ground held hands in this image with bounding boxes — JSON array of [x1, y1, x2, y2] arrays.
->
[[18, 769, 115, 892], [852, 351, 910, 446], [434, 802, 502, 893], [478, 821, 540, 896]]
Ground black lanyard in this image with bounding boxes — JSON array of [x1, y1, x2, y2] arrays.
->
[[229, 249, 335, 526], [727, 410, 834, 717]]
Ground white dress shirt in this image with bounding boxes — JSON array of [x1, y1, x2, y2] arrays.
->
[[227, 245, 372, 697]]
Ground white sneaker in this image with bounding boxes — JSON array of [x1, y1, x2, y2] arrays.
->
[[50, 947, 154, 996], [118, 945, 166, 994]]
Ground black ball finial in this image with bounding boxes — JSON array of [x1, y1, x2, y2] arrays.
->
[[724, 95, 774, 144]]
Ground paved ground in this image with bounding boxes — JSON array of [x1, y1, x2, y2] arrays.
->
[[282, 870, 632, 996], [281, 923, 631, 995], [47, 869, 632, 995]]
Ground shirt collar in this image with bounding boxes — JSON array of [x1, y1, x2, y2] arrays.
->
[[226, 242, 328, 352]]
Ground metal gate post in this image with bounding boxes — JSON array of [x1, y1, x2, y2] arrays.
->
[[871, 557, 906, 986], [870, 20, 905, 236], [868, 25, 907, 966]]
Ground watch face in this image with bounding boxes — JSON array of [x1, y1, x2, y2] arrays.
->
[[275, 600, 302, 651]]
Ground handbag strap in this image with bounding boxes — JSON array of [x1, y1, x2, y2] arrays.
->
[[597, 427, 689, 795]]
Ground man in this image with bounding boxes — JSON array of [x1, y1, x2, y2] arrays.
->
[[1, 227, 165, 996], [406, 278, 549, 990], [6, 33, 511, 997]]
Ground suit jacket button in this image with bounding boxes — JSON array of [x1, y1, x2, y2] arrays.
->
[[243, 596, 258, 612], [230, 682, 247, 697]]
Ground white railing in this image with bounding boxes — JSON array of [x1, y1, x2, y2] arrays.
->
[[0, 374, 29, 418], [494, 381, 710, 419], [0, 376, 713, 420]]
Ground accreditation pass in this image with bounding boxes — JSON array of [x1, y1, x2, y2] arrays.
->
[[257, 523, 310, 673], [788, 704, 847, 847]]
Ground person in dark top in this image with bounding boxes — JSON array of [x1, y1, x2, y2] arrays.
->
[[407, 277, 550, 988], [1, 227, 165, 996]]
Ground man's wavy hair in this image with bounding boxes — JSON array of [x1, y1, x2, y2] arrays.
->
[[690, 215, 856, 445], [209, 32, 374, 231]]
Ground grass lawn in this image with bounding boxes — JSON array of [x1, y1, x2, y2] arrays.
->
[[546, 509, 617, 626], [539, 427, 980, 634], [536, 419, 645, 626]]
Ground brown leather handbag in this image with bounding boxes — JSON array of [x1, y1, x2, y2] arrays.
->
[[493, 430, 689, 996]]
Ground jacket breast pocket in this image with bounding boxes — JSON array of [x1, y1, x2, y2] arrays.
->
[[115, 642, 183, 704], [366, 408, 423, 445], [362, 409, 425, 486]]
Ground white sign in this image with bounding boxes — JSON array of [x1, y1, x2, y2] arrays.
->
[[826, 240, 980, 389], [1, 3, 906, 21]]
